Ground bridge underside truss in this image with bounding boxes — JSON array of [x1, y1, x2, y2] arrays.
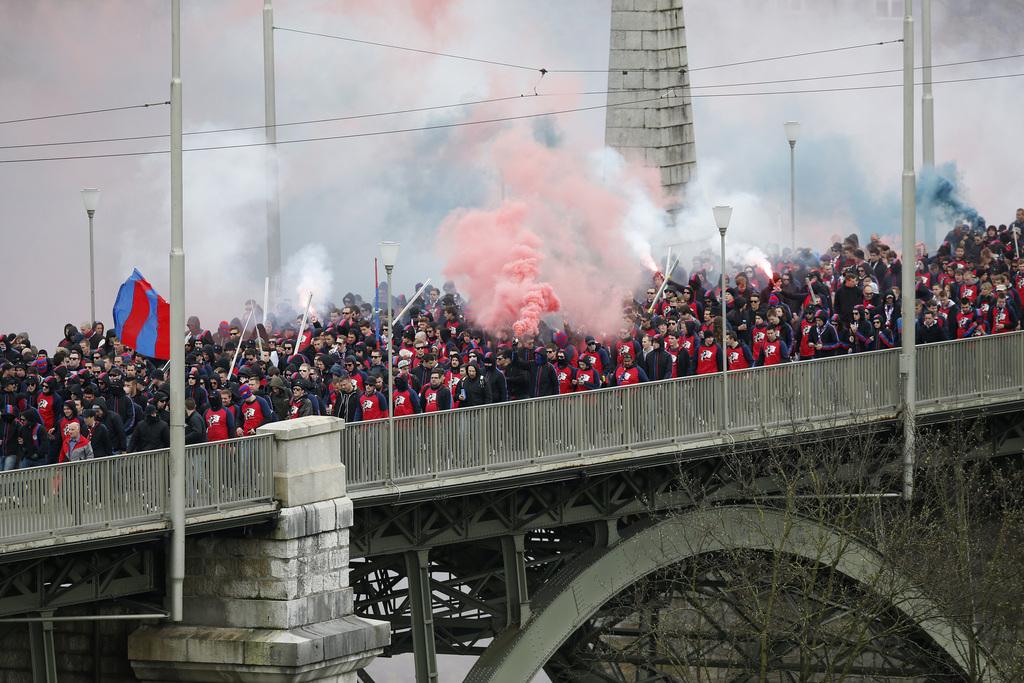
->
[[545, 551, 964, 682], [0, 542, 160, 618]]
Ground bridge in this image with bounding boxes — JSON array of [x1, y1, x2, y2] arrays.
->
[[0, 331, 1021, 681]]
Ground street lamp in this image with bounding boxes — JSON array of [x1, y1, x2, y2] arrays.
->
[[784, 121, 800, 250], [379, 241, 400, 481], [900, 0, 917, 501], [81, 188, 101, 328], [713, 205, 732, 434]]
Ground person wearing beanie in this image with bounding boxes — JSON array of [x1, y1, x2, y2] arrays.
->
[[358, 381, 388, 421], [573, 355, 601, 391], [809, 310, 842, 358], [287, 381, 314, 420], [237, 382, 276, 436]]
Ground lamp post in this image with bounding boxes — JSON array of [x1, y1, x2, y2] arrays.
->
[[901, 0, 917, 501], [379, 241, 400, 481], [784, 121, 800, 250], [921, 0, 935, 248], [80, 188, 100, 328], [713, 205, 732, 434], [168, 0, 186, 623], [263, 0, 281, 297]]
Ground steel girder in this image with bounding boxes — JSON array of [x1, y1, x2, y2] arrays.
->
[[464, 506, 990, 683], [0, 543, 159, 618]]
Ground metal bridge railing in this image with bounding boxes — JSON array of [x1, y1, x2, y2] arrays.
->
[[0, 434, 274, 545], [341, 331, 1024, 490]]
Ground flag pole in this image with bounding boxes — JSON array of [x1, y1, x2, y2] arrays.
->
[[295, 292, 314, 358], [374, 257, 381, 344], [391, 278, 431, 326], [229, 309, 255, 375]]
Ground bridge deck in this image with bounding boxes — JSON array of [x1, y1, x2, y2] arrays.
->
[[0, 434, 277, 561], [341, 331, 1023, 503], [1, 332, 1020, 557]]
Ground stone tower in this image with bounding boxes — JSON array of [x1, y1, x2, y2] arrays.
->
[[605, 0, 696, 207]]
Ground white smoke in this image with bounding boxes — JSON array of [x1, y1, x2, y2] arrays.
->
[[281, 243, 335, 321]]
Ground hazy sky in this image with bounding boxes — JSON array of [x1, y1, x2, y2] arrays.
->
[[3, 0, 1022, 350], [1, 0, 1021, 678]]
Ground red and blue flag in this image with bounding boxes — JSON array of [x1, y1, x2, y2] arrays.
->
[[112, 269, 171, 360]]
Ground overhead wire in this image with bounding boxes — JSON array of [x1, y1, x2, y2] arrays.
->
[[3, 70, 1023, 164], [4, 50, 1024, 152], [0, 101, 169, 126], [275, 25, 902, 75]]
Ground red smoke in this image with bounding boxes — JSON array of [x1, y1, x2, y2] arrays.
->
[[439, 128, 667, 336], [441, 202, 560, 337]]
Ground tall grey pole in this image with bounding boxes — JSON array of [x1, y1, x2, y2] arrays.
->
[[169, 0, 186, 622], [789, 142, 796, 250], [385, 267, 395, 480], [921, 0, 934, 168], [921, 0, 935, 248], [720, 232, 728, 432], [901, 0, 917, 502], [263, 0, 282, 298], [87, 211, 96, 327]]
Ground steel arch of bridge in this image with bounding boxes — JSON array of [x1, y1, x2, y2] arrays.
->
[[465, 506, 994, 683]]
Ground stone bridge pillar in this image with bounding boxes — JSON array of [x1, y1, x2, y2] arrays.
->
[[128, 417, 389, 682]]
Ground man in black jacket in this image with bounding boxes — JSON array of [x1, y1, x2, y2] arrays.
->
[[643, 335, 674, 381], [917, 311, 948, 344], [482, 353, 508, 403], [331, 376, 362, 422], [91, 398, 126, 454], [129, 401, 170, 452], [497, 350, 530, 401], [83, 408, 114, 457], [833, 270, 864, 325], [530, 346, 559, 398], [184, 398, 206, 445]]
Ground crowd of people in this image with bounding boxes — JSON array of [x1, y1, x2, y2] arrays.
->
[[1, 213, 1021, 470]]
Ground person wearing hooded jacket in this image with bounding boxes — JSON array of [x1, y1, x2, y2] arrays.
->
[[458, 363, 492, 407], [14, 408, 47, 467], [130, 402, 170, 452], [267, 374, 290, 421], [642, 335, 674, 381], [204, 391, 236, 442], [482, 353, 508, 403]]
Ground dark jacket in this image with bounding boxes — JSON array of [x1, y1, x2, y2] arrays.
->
[[503, 355, 532, 401], [530, 361, 559, 398], [483, 367, 508, 403], [129, 415, 170, 452], [833, 284, 863, 325], [643, 348, 674, 381], [86, 421, 115, 457], [185, 409, 206, 445], [332, 389, 362, 422], [458, 372, 492, 408]]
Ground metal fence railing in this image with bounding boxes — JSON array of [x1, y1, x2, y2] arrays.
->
[[0, 434, 274, 546], [341, 331, 1024, 491]]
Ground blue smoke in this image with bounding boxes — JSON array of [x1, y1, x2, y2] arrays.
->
[[917, 162, 985, 248]]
